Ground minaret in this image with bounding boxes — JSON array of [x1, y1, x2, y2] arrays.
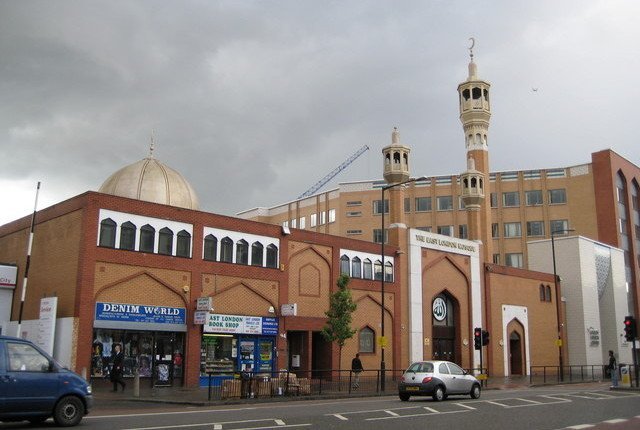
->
[[458, 39, 493, 262], [382, 127, 411, 228]]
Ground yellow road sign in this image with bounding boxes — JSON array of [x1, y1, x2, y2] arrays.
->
[[378, 336, 388, 347]]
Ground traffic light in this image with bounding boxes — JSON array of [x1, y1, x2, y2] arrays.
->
[[474, 327, 482, 350], [482, 330, 490, 346], [624, 316, 637, 342]]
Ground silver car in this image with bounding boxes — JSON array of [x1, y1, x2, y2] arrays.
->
[[398, 360, 481, 401]]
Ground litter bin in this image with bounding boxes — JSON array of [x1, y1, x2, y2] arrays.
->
[[620, 364, 631, 388]]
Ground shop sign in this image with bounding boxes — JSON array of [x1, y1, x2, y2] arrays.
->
[[587, 327, 600, 345], [0, 264, 17, 289], [95, 302, 186, 325], [37, 297, 57, 355], [196, 297, 213, 311], [204, 313, 278, 336]]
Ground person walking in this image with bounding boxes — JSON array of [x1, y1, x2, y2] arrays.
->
[[111, 344, 126, 392], [351, 353, 363, 389], [608, 350, 618, 388]]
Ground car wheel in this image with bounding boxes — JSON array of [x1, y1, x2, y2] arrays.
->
[[432, 385, 445, 402], [470, 383, 481, 399], [53, 396, 84, 427], [399, 393, 410, 401]]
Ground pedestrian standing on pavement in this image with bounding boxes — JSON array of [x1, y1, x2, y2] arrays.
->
[[351, 353, 363, 389], [608, 350, 618, 388], [111, 344, 126, 392]]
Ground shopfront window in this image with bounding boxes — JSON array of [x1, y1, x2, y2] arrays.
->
[[201, 335, 235, 375]]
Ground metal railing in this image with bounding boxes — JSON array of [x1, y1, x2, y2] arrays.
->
[[206, 368, 406, 401], [529, 364, 639, 387]]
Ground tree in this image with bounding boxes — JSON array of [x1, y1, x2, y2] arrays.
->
[[321, 274, 357, 370]]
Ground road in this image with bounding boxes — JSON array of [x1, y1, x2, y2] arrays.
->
[[2, 383, 640, 429]]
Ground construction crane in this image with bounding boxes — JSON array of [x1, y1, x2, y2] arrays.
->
[[297, 144, 370, 199]]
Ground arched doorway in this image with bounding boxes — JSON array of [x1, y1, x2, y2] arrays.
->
[[509, 331, 524, 375], [432, 293, 459, 364]]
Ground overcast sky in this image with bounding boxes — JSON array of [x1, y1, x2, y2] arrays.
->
[[1, 0, 639, 226]]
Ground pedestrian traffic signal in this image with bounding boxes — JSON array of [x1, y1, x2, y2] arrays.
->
[[482, 330, 490, 346], [624, 316, 637, 342], [474, 327, 482, 350]]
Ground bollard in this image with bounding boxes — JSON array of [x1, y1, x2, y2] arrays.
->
[[133, 369, 140, 397]]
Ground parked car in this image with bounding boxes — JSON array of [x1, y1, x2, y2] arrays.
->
[[0, 335, 93, 426], [398, 360, 481, 401]]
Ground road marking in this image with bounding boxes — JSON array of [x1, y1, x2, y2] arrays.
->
[[603, 419, 627, 424], [333, 414, 348, 421], [566, 425, 594, 429], [516, 398, 542, 404], [484, 400, 509, 408], [454, 402, 476, 410], [123, 418, 300, 430], [423, 407, 439, 413], [366, 410, 469, 421], [385, 410, 400, 416]]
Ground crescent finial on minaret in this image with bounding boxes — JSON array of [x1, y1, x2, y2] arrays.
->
[[468, 37, 475, 61], [149, 130, 155, 158]]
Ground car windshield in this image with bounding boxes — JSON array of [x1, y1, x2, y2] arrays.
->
[[407, 362, 434, 373]]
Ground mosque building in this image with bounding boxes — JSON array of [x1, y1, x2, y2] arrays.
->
[[0, 47, 634, 389]]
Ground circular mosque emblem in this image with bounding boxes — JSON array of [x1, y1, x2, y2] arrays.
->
[[432, 297, 447, 321]]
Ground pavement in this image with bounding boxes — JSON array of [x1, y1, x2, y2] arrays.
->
[[90, 375, 540, 411]]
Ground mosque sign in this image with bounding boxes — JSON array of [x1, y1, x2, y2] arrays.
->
[[432, 297, 447, 321], [413, 232, 477, 254]]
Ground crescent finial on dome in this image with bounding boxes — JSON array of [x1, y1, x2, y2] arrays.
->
[[149, 131, 155, 158]]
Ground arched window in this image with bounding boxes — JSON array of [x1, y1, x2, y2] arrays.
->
[[359, 327, 375, 353], [545, 285, 552, 302], [236, 239, 248, 265], [203, 234, 218, 261], [99, 218, 116, 248], [176, 230, 191, 258], [393, 152, 401, 164], [340, 255, 350, 276], [139, 224, 155, 253], [374, 260, 383, 280], [120, 221, 136, 250], [266, 244, 278, 268], [351, 257, 362, 278], [539, 284, 545, 301], [384, 261, 393, 282], [158, 227, 173, 255], [363, 259, 373, 279], [220, 237, 233, 263], [251, 242, 264, 266]]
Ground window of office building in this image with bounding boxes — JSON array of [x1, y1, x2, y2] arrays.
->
[[417, 226, 432, 232], [527, 221, 545, 237], [491, 223, 499, 238], [502, 191, 520, 207], [490, 193, 498, 208], [299, 217, 306, 229], [458, 225, 468, 239], [525, 190, 543, 206], [416, 197, 432, 212], [505, 253, 523, 268], [437, 225, 453, 236], [437, 196, 453, 211], [550, 219, 569, 235], [373, 229, 388, 244], [373, 200, 389, 215], [310, 214, 317, 227], [328, 209, 336, 223], [492, 254, 500, 264], [504, 222, 521, 238], [548, 189, 567, 204]]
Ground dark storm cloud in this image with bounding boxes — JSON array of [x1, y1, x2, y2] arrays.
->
[[1, 0, 638, 224]]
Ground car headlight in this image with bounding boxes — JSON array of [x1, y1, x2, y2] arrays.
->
[[86, 384, 92, 394]]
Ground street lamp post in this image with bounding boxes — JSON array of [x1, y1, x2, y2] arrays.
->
[[551, 228, 574, 382], [380, 176, 426, 391]]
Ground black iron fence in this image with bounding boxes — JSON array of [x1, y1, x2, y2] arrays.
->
[[529, 364, 639, 387]]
